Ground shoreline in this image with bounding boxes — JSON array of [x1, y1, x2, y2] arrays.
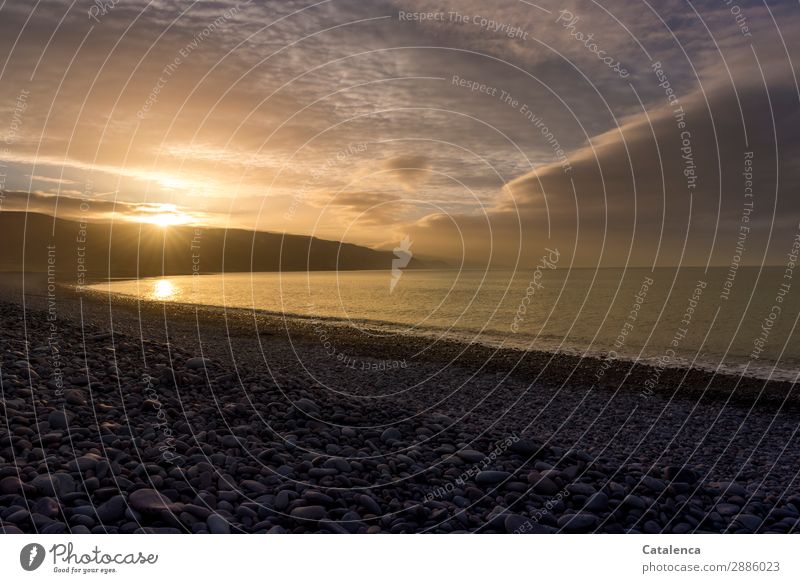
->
[[1, 273, 799, 533], [80, 281, 800, 409]]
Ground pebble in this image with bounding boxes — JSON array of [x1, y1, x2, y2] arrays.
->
[[0, 299, 796, 535], [129, 489, 178, 514], [290, 506, 327, 521], [476, 471, 511, 485], [96, 495, 127, 523], [47, 410, 72, 430], [380, 428, 402, 443], [207, 514, 231, 534], [457, 450, 485, 464], [186, 357, 212, 370]]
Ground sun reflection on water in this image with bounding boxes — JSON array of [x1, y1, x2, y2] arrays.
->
[[152, 279, 177, 300]]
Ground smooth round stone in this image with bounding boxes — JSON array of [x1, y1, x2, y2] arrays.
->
[[532, 476, 560, 496], [33, 497, 60, 519], [32, 473, 76, 497], [294, 398, 319, 415], [221, 435, 239, 448], [67, 453, 104, 472], [47, 410, 72, 430], [557, 513, 598, 532], [715, 503, 740, 516], [65, 390, 87, 406], [304, 491, 333, 506], [710, 482, 748, 497], [732, 514, 762, 532], [475, 471, 511, 485], [186, 357, 212, 370], [380, 428, 402, 443], [207, 514, 231, 534], [323, 457, 351, 473], [457, 450, 485, 464], [129, 488, 177, 514], [642, 477, 666, 493], [622, 495, 646, 510], [359, 494, 382, 515], [290, 506, 327, 521], [0, 476, 23, 495], [509, 439, 543, 457], [585, 492, 609, 512], [8, 509, 30, 524], [240, 480, 267, 494], [568, 483, 596, 497], [96, 495, 127, 523], [275, 491, 291, 511], [504, 514, 530, 533]]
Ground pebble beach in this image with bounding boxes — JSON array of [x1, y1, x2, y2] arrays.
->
[[1, 275, 799, 534]]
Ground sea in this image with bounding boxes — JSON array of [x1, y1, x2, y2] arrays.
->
[[90, 266, 800, 382]]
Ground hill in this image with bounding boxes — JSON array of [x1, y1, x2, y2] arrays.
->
[[0, 212, 439, 279]]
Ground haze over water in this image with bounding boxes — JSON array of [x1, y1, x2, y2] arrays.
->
[[92, 266, 800, 382]]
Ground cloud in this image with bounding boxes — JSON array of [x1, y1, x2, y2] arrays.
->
[[0, 190, 213, 225], [381, 154, 431, 191], [403, 68, 800, 267], [0, 0, 798, 264]]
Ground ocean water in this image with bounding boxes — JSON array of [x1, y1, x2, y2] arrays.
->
[[90, 266, 800, 381]]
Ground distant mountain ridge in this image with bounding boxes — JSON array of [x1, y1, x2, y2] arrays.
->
[[0, 212, 443, 279]]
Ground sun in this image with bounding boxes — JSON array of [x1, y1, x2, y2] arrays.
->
[[152, 279, 176, 300], [145, 212, 192, 227], [133, 204, 193, 227]]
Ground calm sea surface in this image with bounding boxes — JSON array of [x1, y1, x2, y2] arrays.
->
[[90, 267, 800, 381]]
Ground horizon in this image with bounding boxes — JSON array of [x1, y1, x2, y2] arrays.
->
[[1, 207, 797, 270]]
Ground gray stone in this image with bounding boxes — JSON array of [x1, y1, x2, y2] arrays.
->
[[585, 492, 609, 512], [48, 410, 72, 430], [186, 357, 212, 370], [476, 471, 511, 485], [65, 390, 87, 406], [380, 428, 402, 443], [0, 476, 23, 495], [532, 476, 560, 496], [96, 495, 127, 523], [290, 506, 327, 521], [732, 514, 762, 532], [359, 494, 382, 515], [557, 512, 598, 532], [32, 473, 76, 497], [207, 514, 231, 534], [457, 450, 485, 464], [129, 489, 178, 514]]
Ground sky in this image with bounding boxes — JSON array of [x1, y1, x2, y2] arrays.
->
[[0, 0, 798, 267]]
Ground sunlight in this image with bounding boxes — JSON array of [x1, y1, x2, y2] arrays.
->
[[156, 174, 193, 191], [152, 279, 176, 300], [143, 212, 192, 227], [133, 203, 194, 227]]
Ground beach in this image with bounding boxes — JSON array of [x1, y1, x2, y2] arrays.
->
[[1, 274, 799, 534]]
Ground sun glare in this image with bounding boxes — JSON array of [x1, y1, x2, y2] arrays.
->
[[133, 203, 194, 227], [152, 279, 176, 300], [145, 212, 192, 227]]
